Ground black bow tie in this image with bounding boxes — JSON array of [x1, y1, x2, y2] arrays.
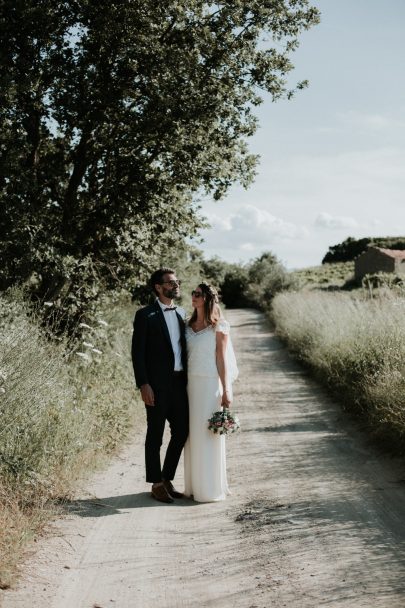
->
[[164, 307, 177, 312]]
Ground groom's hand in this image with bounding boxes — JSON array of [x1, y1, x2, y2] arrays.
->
[[140, 383, 155, 406]]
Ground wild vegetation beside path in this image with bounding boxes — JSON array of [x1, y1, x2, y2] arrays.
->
[[272, 289, 405, 454], [0, 293, 141, 588]]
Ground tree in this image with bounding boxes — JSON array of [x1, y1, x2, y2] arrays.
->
[[220, 266, 252, 308], [201, 251, 294, 309], [246, 251, 296, 309], [200, 256, 233, 288], [322, 236, 405, 264], [0, 0, 320, 329]]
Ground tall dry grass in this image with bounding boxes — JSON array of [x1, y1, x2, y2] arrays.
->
[[0, 292, 142, 587], [271, 290, 405, 451]]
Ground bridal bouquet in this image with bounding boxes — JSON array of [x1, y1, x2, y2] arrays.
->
[[208, 410, 240, 436]]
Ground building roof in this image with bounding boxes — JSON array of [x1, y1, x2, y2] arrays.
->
[[375, 247, 405, 260]]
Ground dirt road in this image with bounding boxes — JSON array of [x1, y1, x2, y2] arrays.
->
[[2, 309, 405, 608]]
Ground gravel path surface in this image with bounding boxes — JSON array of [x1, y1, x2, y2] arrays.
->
[[2, 309, 405, 608]]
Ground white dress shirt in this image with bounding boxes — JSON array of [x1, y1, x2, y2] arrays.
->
[[157, 299, 185, 371]]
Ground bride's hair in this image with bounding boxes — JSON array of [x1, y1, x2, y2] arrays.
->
[[189, 282, 221, 327]]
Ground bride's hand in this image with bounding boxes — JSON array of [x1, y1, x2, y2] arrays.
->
[[221, 390, 232, 408]]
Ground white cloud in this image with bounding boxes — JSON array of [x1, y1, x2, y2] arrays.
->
[[203, 204, 308, 247], [314, 212, 358, 230], [206, 214, 231, 231], [337, 110, 405, 131], [199, 205, 309, 265], [240, 243, 255, 251], [198, 141, 405, 267]]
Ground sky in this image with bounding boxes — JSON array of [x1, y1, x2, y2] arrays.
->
[[197, 0, 405, 269]]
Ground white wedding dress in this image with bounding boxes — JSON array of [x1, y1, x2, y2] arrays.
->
[[184, 318, 238, 502]]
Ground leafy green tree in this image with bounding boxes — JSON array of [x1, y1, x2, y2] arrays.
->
[[322, 236, 405, 264], [322, 238, 371, 264], [247, 251, 296, 309], [212, 252, 295, 309], [0, 0, 319, 329], [219, 265, 252, 308], [200, 256, 234, 288]]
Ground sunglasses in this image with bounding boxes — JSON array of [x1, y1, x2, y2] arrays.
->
[[191, 290, 203, 298], [161, 280, 181, 287]]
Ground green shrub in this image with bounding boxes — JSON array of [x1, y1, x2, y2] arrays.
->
[[361, 272, 405, 291], [220, 267, 252, 308], [204, 251, 294, 309], [246, 253, 297, 310]]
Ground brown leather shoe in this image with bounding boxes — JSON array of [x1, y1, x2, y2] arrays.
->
[[163, 480, 184, 499], [151, 484, 174, 503]]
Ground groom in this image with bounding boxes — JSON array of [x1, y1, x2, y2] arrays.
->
[[132, 267, 189, 503]]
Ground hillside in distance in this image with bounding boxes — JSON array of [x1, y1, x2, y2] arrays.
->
[[290, 261, 354, 289]]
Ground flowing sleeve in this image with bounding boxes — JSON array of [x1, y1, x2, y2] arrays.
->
[[216, 318, 238, 386], [215, 318, 230, 335]]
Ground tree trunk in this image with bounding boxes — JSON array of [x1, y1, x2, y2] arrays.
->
[[61, 127, 93, 241]]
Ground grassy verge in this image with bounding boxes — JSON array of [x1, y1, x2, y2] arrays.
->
[[271, 290, 405, 453], [290, 261, 355, 289], [0, 293, 142, 588]]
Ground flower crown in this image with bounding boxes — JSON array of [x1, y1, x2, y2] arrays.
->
[[199, 282, 219, 303]]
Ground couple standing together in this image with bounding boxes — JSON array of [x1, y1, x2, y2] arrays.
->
[[131, 267, 238, 504]]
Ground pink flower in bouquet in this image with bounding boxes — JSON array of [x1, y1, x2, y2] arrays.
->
[[208, 410, 241, 436]]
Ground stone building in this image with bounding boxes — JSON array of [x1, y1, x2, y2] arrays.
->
[[354, 246, 405, 280]]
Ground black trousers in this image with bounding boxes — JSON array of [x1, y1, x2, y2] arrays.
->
[[145, 373, 189, 483]]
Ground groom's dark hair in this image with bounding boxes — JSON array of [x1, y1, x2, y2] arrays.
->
[[150, 267, 176, 295]]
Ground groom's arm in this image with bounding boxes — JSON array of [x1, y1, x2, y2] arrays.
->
[[132, 308, 149, 388]]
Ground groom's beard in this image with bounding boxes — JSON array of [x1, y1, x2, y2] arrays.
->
[[162, 286, 180, 300]]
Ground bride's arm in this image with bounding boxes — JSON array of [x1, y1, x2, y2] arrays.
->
[[216, 331, 231, 408]]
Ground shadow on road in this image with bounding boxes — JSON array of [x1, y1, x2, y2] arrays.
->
[[62, 492, 199, 518]]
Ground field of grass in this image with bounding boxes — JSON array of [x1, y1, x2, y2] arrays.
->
[[290, 261, 355, 289], [0, 292, 142, 588], [271, 289, 405, 453]]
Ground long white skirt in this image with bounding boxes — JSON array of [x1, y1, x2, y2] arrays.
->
[[184, 375, 230, 502]]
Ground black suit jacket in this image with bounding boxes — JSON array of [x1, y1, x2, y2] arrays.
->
[[131, 300, 187, 389]]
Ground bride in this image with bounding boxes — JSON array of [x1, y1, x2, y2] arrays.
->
[[184, 283, 238, 502]]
